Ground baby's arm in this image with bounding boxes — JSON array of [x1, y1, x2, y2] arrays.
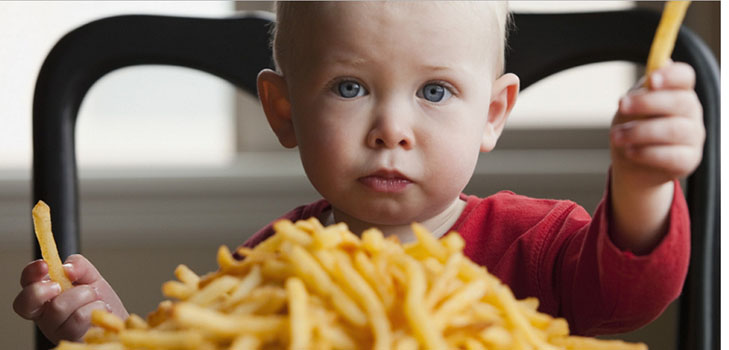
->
[[609, 61, 704, 254], [13, 254, 128, 344]]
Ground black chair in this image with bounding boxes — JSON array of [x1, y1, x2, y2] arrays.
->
[[32, 8, 719, 350]]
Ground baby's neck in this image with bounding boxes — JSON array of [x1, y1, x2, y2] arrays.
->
[[329, 198, 467, 244]]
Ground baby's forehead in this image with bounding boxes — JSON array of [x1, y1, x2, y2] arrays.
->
[[275, 1, 507, 75], [288, 2, 499, 26], [281, 2, 502, 34]]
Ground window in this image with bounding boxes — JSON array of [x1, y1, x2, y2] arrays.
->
[[0, 1, 236, 170], [77, 66, 235, 167], [506, 1, 637, 130]]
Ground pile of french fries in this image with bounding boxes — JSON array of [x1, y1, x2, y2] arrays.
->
[[56, 218, 646, 350]]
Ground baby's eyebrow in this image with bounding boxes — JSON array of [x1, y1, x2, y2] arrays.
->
[[330, 56, 368, 67], [417, 64, 473, 79], [421, 65, 455, 73]]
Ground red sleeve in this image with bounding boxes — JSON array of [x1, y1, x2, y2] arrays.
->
[[549, 179, 690, 335], [456, 180, 690, 336]]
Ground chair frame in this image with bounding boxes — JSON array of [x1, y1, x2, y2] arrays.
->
[[32, 9, 719, 350]]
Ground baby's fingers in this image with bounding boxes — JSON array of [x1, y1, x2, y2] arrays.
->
[[61, 254, 128, 321], [63, 254, 104, 285], [648, 62, 696, 90], [20, 259, 50, 287], [624, 144, 701, 178], [13, 280, 62, 320], [54, 300, 109, 342], [40, 285, 100, 330], [619, 89, 701, 120], [611, 116, 703, 147]]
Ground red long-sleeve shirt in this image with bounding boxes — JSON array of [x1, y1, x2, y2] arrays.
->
[[241, 180, 690, 335]]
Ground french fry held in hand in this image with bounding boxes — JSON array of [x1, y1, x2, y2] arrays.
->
[[644, 1, 691, 87], [32, 200, 73, 291], [56, 218, 647, 350]]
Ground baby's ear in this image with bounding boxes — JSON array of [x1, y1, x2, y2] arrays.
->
[[481, 73, 520, 152], [257, 69, 297, 148]]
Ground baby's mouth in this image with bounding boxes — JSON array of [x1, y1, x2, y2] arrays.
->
[[358, 170, 413, 193]]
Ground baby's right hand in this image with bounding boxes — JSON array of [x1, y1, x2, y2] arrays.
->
[[13, 254, 128, 344]]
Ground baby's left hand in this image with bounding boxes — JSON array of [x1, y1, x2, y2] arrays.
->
[[610, 61, 705, 187]]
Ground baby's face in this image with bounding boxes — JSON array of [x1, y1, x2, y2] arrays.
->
[[284, 2, 504, 226]]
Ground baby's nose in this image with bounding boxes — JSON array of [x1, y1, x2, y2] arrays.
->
[[366, 120, 414, 150], [366, 96, 416, 149], [374, 137, 411, 148]]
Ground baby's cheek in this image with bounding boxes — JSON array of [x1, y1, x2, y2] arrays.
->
[[427, 145, 478, 195], [299, 142, 351, 193]]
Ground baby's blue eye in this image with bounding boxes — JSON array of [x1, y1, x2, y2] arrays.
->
[[418, 83, 452, 102], [336, 81, 366, 98]]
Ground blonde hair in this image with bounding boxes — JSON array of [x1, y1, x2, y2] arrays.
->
[[271, 1, 511, 77]]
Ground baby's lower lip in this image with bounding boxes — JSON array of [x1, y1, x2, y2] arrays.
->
[[358, 176, 412, 193]]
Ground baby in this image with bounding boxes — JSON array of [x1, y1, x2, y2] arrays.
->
[[14, 1, 704, 344]]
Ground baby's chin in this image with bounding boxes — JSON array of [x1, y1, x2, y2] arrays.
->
[[350, 210, 414, 228], [336, 202, 448, 229]]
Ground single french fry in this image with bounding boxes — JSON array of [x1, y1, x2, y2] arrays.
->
[[353, 250, 395, 310], [197, 270, 224, 289], [332, 250, 391, 350], [411, 222, 448, 262], [294, 218, 318, 233], [223, 265, 262, 308], [230, 335, 262, 350], [119, 329, 204, 350], [392, 329, 419, 350], [173, 302, 286, 338], [55, 341, 125, 350], [32, 201, 73, 291], [312, 249, 336, 273], [91, 309, 125, 333], [645, 1, 691, 85], [146, 300, 174, 328], [259, 257, 292, 282], [285, 277, 311, 350], [480, 326, 513, 349], [471, 302, 503, 325], [174, 264, 200, 287], [124, 313, 148, 330], [314, 314, 357, 349], [422, 257, 445, 277], [334, 223, 362, 249], [519, 298, 553, 329], [493, 284, 559, 350], [308, 298, 357, 349], [217, 245, 246, 274], [545, 318, 570, 340], [231, 285, 287, 315], [426, 252, 464, 309], [161, 280, 194, 300], [83, 327, 119, 344], [248, 231, 283, 254], [400, 255, 448, 349], [361, 228, 386, 253], [187, 275, 239, 306], [274, 219, 313, 246], [464, 337, 487, 350], [442, 231, 466, 253], [433, 279, 489, 329]]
